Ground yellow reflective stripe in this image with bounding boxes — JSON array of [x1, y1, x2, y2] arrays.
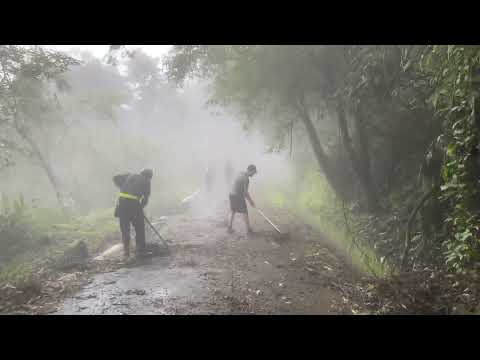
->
[[119, 192, 139, 200]]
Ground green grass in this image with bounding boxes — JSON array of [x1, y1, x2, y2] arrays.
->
[[0, 207, 120, 288], [263, 170, 390, 278], [53, 207, 119, 253], [27, 207, 70, 233], [295, 206, 389, 277], [267, 190, 288, 209]]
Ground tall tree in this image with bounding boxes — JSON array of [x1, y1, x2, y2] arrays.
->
[[165, 45, 380, 207], [0, 45, 79, 215]]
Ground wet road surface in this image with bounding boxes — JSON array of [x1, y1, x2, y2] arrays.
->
[[55, 201, 343, 315]]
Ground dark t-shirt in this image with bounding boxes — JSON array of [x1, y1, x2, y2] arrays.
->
[[205, 168, 215, 184], [230, 172, 249, 198]]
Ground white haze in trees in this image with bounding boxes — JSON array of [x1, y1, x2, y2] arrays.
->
[[1, 48, 293, 218]]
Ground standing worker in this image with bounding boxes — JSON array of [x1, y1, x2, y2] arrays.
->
[[113, 168, 153, 261], [228, 164, 257, 235]]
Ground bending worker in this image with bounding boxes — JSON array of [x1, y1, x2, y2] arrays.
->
[[113, 168, 153, 260], [228, 164, 257, 235]]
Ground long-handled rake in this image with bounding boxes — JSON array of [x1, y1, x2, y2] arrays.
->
[[143, 214, 170, 254], [256, 208, 290, 241]]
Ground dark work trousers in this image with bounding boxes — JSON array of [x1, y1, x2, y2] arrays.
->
[[118, 198, 146, 257]]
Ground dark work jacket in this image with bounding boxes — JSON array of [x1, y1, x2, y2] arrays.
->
[[113, 173, 151, 208]]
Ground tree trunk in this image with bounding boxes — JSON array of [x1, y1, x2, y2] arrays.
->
[[354, 105, 379, 211], [16, 127, 68, 216], [295, 98, 346, 199], [337, 99, 379, 212], [354, 106, 372, 175]]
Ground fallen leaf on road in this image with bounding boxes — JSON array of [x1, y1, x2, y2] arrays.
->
[[45, 281, 63, 291], [2, 284, 17, 291], [74, 294, 97, 300], [58, 273, 78, 282], [126, 289, 146, 296]]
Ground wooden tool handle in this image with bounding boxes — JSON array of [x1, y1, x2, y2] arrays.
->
[[257, 209, 282, 233]]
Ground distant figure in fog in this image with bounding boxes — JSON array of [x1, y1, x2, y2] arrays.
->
[[224, 160, 234, 188], [205, 166, 216, 194]]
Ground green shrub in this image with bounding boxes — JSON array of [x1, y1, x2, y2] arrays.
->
[[0, 194, 35, 262], [27, 207, 70, 233], [263, 169, 389, 277]]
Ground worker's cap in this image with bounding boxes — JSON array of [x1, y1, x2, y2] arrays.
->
[[140, 168, 153, 179], [247, 164, 257, 174]]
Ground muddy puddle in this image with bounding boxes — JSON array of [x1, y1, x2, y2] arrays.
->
[[56, 257, 224, 314]]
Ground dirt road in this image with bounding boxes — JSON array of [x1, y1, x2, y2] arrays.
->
[[55, 200, 359, 315]]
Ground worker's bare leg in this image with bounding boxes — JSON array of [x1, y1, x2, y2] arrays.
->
[[242, 213, 253, 234]]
